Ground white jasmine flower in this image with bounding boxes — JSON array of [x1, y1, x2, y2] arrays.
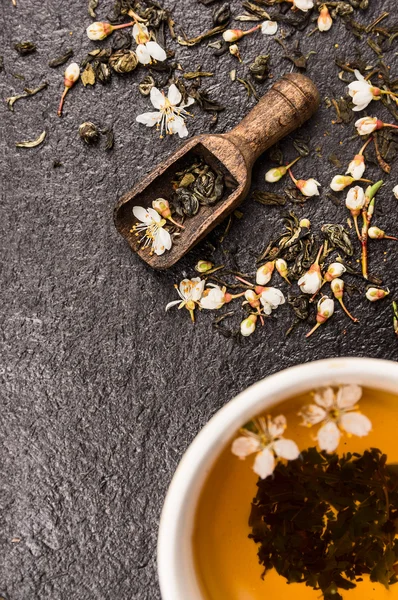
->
[[165, 277, 205, 321], [365, 287, 390, 302], [345, 186, 365, 214], [330, 175, 354, 191], [298, 246, 323, 295], [306, 296, 334, 338], [348, 70, 381, 112], [289, 170, 320, 197], [368, 226, 398, 241], [324, 262, 346, 281], [136, 84, 194, 138], [259, 287, 285, 315], [346, 154, 365, 180], [355, 116, 383, 135], [261, 21, 278, 35], [199, 284, 227, 310], [318, 5, 332, 31], [131, 206, 172, 256], [393, 184, 398, 199], [87, 22, 114, 40], [231, 415, 300, 479], [299, 385, 372, 453], [133, 23, 166, 64], [292, 0, 314, 12], [240, 314, 257, 336], [256, 262, 274, 285]]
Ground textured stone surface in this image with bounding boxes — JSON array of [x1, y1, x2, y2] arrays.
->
[[1, 1, 397, 599]]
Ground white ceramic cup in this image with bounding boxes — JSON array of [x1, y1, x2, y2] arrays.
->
[[157, 357, 398, 600]]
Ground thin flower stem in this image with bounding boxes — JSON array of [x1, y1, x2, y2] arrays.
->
[[167, 216, 185, 229], [358, 178, 373, 183], [353, 215, 361, 241], [384, 123, 398, 130], [306, 322, 321, 338], [235, 275, 254, 287], [285, 156, 301, 170], [339, 298, 359, 323], [384, 234, 398, 241], [57, 88, 68, 117], [288, 168, 297, 185], [242, 24, 262, 36], [358, 136, 373, 156], [113, 21, 136, 30]]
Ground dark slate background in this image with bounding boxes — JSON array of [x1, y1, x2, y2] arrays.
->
[[1, 0, 398, 598]]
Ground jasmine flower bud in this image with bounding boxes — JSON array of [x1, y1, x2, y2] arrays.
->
[[298, 246, 323, 295], [330, 175, 355, 191], [275, 258, 290, 284], [229, 44, 242, 62], [306, 296, 334, 338], [318, 5, 332, 32], [368, 226, 398, 241], [331, 278, 359, 323], [393, 185, 398, 199], [195, 260, 214, 273], [261, 21, 278, 36], [244, 289, 260, 309], [256, 261, 274, 285], [299, 218, 311, 228], [345, 186, 365, 216], [355, 116, 383, 135], [366, 287, 390, 302], [152, 198, 184, 229], [87, 21, 114, 40], [240, 314, 257, 336], [324, 263, 346, 282], [223, 29, 244, 42], [57, 62, 80, 117], [265, 166, 287, 183]]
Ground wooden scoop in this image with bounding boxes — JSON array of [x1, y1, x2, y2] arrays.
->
[[114, 73, 320, 270]]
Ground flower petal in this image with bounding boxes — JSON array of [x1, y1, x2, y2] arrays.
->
[[273, 438, 300, 461], [147, 207, 162, 223], [150, 86, 165, 109], [336, 384, 362, 409], [165, 300, 181, 311], [317, 421, 341, 453], [132, 206, 152, 224], [340, 412, 372, 437], [314, 387, 335, 409], [182, 96, 195, 108], [299, 404, 327, 426], [253, 448, 275, 479], [168, 114, 188, 138], [231, 436, 261, 458], [136, 44, 151, 65], [167, 83, 182, 106], [267, 415, 286, 438], [154, 227, 172, 255], [146, 41, 167, 62], [191, 279, 206, 301], [136, 111, 161, 127]]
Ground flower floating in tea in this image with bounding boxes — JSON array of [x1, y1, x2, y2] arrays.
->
[[130, 206, 172, 256], [231, 415, 300, 479], [165, 277, 205, 322], [299, 385, 371, 452], [136, 84, 194, 138]]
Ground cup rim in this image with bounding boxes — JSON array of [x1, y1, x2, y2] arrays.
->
[[157, 357, 398, 600]]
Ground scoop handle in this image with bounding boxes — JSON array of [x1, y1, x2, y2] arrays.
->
[[225, 73, 320, 167]]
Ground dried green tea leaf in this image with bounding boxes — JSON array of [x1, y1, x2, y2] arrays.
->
[[237, 77, 259, 100], [6, 82, 47, 111], [322, 223, 354, 256], [81, 63, 96, 86], [0, 56, 4, 73], [250, 447, 398, 600], [139, 75, 155, 96], [14, 41, 36, 56], [88, 0, 98, 18], [252, 190, 286, 206], [177, 23, 228, 47], [183, 70, 213, 80], [249, 55, 270, 83], [79, 122, 99, 144], [212, 2, 231, 26], [103, 127, 114, 151], [15, 130, 46, 148], [48, 49, 74, 68], [109, 49, 138, 73]]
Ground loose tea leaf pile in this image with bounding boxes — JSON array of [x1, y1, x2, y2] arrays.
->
[[249, 447, 398, 600]]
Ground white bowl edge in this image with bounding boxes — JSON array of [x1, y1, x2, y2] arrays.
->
[[157, 357, 398, 600]]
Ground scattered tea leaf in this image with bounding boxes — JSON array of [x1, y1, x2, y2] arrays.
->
[[252, 190, 286, 206], [6, 82, 48, 111], [88, 0, 98, 18], [15, 130, 46, 148], [81, 63, 96, 86], [48, 49, 74, 68], [14, 41, 36, 56]]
